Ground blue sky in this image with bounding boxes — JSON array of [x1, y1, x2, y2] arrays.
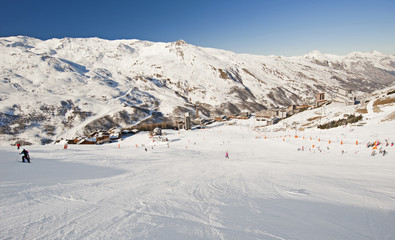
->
[[1, 0, 394, 56]]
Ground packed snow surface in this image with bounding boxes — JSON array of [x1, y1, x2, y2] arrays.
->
[[1, 111, 395, 239]]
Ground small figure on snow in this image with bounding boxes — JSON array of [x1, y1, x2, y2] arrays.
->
[[16, 143, 21, 150], [225, 151, 229, 159], [20, 149, 30, 163]]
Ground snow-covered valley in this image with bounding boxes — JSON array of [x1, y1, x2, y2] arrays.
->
[[1, 36, 395, 145], [1, 97, 395, 239]]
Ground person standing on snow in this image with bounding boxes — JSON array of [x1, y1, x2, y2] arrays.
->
[[225, 151, 229, 159], [20, 149, 30, 163], [16, 143, 21, 150]]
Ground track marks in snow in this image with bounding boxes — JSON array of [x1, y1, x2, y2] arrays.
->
[[287, 189, 310, 196], [192, 179, 230, 204], [2, 122, 395, 239]]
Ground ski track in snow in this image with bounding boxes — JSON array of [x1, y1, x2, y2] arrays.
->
[[1, 119, 395, 239]]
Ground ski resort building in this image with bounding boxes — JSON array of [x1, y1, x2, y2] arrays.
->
[[96, 132, 111, 144], [337, 88, 356, 105], [184, 113, 192, 130], [257, 109, 287, 120], [256, 108, 286, 125], [287, 105, 298, 116], [239, 111, 250, 119], [316, 93, 327, 107], [214, 116, 228, 122], [78, 138, 96, 145]]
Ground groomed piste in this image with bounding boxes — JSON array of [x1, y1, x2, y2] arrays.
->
[[1, 99, 395, 240]]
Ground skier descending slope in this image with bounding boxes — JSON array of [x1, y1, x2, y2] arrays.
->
[[19, 149, 30, 163]]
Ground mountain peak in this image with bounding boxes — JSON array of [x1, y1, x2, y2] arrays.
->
[[304, 50, 324, 59], [369, 50, 383, 55], [346, 50, 385, 60], [173, 39, 187, 46]]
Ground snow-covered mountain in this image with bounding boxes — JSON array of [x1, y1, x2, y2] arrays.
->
[[1, 36, 395, 145]]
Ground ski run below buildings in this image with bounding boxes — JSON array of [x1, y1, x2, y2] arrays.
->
[[1, 101, 395, 240]]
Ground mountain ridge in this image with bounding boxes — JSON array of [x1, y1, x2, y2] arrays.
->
[[1, 36, 395, 145]]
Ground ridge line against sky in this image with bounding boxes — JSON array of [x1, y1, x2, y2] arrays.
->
[[0, 0, 394, 57]]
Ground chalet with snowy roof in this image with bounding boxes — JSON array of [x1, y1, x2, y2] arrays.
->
[[66, 138, 79, 144], [96, 132, 110, 144], [78, 138, 96, 145], [109, 128, 122, 140]]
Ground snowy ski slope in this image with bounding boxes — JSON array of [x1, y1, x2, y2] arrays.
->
[[1, 98, 395, 239]]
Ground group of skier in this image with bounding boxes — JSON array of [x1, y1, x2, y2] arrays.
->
[[367, 139, 392, 157]]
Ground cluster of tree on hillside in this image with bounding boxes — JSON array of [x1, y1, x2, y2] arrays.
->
[[317, 114, 363, 129]]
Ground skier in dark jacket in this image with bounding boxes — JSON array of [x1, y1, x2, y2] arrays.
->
[[20, 149, 30, 163]]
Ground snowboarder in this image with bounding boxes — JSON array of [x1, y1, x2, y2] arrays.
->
[[20, 149, 30, 163], [16, 143, 21, 150], [225, 152, 229, 159]]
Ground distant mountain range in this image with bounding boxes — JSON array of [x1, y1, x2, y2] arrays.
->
[[1, 36, 394, 145]]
